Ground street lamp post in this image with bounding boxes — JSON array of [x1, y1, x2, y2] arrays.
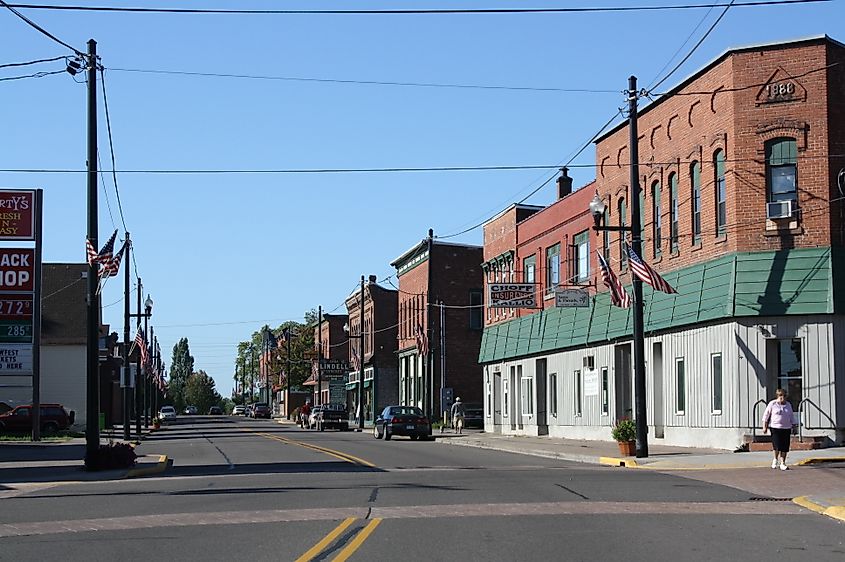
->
[[588, 76, 648, 459], [143, 295, 153, 428]]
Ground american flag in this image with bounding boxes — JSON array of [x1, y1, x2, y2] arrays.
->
[[85, 230, 118, 267], [597, 251, 631, 308], [85, 238, 99, 266], [134, 327, 149, 370], [350, 342, 361, 372], [415, 323, 429, 357], [626, 244, 677, 295], [103, 241, 126, 277]]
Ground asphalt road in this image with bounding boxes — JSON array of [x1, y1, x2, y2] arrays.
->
[[1, 416, 843, 561]]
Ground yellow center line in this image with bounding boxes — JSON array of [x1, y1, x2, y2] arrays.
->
[[294, 517, 357, 562], [331, 518, 382, 562], [244, 429, 376, 468]]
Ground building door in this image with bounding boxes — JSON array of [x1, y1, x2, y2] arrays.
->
[[767, 338, 803, 421], [493, 369, 502, 432], [614, 344, 632, 420], [652, 342, 664, 439], [535, 359, 548, 435]]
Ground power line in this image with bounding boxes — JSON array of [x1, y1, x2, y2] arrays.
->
[[100, 68, 129, 233], [0, 54, 64, 69], [0, 68, 65, 81], [647, 0, 720, 90], [0, 0, 82, 55], [107, 67, 619, 94], [648, 0, 736, 94], [4, 1, 827, 15]]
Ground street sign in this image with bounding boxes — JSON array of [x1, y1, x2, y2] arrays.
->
[[555, 288, 590, 308], [488, 283, 538, 308], [0, 344, 33, 373], [0, 190, 35, 240]]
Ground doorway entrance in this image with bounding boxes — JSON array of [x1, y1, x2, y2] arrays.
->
[[614, 344, 632, 420]]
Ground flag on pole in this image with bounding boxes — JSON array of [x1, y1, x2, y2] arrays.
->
[[350, 343, 361, 373], [85, 229, 117, 266], [103, 241, 126, 277], [85, 238, 99, 266], [597, 251, 631, 308], [415, 323, 429, 357], [626, 244, 677, 294], [134, 327, 149, 370]]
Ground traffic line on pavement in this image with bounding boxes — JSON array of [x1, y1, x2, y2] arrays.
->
[[294, 517, 356, 562], [332, 518, 382, 562], [249, 430, 376, 468]]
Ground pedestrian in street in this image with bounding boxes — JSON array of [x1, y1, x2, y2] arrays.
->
[[451, 396, 466, 434], [300, 400, 311, 428], [762, 388, 796, 470]]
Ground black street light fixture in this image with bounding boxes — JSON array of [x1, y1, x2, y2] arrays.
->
[[588, 75, 649, 459]]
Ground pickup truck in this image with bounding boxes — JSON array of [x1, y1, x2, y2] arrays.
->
[[315, 404, 349, 431]]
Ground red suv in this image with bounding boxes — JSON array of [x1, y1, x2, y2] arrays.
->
[[0, 404, 75, 434]]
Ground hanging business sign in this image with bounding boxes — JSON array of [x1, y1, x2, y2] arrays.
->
[[488, 283, 538, 309], [0, 191, 35, 240], [555, 288, 590, 308]]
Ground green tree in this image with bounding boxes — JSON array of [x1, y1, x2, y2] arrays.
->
[[169, 338, 194, 412], [184, 370, 222, 414]]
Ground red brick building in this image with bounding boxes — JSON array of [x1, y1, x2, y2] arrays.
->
[[480, 36, 845, 449], [344, 276, 398, 425], [391, 232, 484, 420], [305, 313, 348, 406]]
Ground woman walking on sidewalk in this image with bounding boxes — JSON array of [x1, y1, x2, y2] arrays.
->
[[762, 388, 796, 470]]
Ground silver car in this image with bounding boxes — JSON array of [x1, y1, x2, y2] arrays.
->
[[159, 405, 177, 421]]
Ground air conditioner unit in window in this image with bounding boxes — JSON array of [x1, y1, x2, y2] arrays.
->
[[766, 200, 793, 220]]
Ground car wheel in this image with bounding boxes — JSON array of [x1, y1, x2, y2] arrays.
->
[[384, 429, 392, 441], [319, 421, 325, 432], [43, 422, 59, 435], [373, 425, 382, 439]]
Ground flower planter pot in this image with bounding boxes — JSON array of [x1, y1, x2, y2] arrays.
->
[[153, 422, 161, 430], [617, 440, 636, 456]]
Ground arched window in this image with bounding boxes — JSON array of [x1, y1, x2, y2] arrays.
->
[[669, 173, 679, 252], [618, 198, 627, 267], [766, 138, 798, 206], [714, 150, 726, 234], [652, 180, 662, 257], [691, 161, 701, 244]]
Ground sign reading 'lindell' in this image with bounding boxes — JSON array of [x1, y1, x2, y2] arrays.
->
[[488, 283, 538, 309]]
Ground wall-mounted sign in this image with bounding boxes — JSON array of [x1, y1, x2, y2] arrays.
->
[[488, 283, 538, 309], [320, 359, 349, 374], [0, 191, 35, 240], [555, 288, 590, 308], [0, 249, 35, 291], [584, 370, 599, 397], [0, 344, 33, 373]]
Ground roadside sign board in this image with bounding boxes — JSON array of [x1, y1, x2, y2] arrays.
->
[[0, 344, 33, 372], [0, 249, 35, 291], [320, 359, 348, 374], [555, 288, 590, 308], [0, 191, 35, 240], [0, 294, 33, 320], [0, 320, 32, 343], [488, 283, 538, 309]]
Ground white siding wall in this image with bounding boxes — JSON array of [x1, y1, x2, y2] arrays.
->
[[484, 315, 843, 449]]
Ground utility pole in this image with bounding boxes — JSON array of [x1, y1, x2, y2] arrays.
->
[[144, 322, 151, 427], [357, 275, 365, 430], [285, 329, 291, 419], [628, 75, 649, 459], [317, 305, 322, 407], [425, 229, 434, 419], [240, 356, 245, 406], [134, 278, 142, 439], [122, 234, 131, 440], [250, 345, 255, 403], [84, 39, 100, 469], [439, 300, 446, 426], [31, 190, 43, 442]]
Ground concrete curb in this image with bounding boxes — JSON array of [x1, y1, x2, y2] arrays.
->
[[796, 456, 845, 466], [793, 496, 845, 523], [124, 455, 169, 479], [598, 457, 639, 468]]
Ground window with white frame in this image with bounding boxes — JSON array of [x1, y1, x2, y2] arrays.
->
[[503, 375, 510, 418], [711, 353, 723, 414], [487, 371, 495, 416], [523, 254, 536, 283], [549, 373, 558, 416], [573, 230, 590, 284], [675, 358, 686, 414], [545, 244, 560, 295], [520, 376, 534, 416], [601, 367, 609, 416], [574, 369, 582, 416]]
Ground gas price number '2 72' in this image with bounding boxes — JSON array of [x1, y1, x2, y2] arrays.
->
[[0, 299, 31, 316]]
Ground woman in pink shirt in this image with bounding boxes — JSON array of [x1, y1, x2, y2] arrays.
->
[[762, 388, 796, 470]]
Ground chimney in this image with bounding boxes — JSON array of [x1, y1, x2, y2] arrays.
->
[[557, 167, 573, 199], [368, 275, 378, 284]]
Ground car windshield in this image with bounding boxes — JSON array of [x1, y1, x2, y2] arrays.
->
[[389, 406, 423, 416], [161, 407, 175, 412], [255, 403, 267, 407], [323, 404, 346, 411]]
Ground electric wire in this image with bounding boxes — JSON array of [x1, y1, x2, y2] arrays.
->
[[0, 68, 64, 81], [0, 0, 82, 55], [100, 67, 129, 233], [96, 151, 117, 231], [647, 0, 720, 90], [0, 54, 64, 69], [4, 1, 826, 15]]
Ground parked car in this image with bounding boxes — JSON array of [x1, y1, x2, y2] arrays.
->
[[373, 405, 431, 441], [159, 405, 177, 421], [306, 406, 324, 429], [463, 402, 484, 429], [0, 403, 74, 434], [314, 404, 349, 431], [244, 404, 254, 417], [184, 405, 198, 415], [208, 406, 223, 415], [232, 405, 246, 416], [251, 402, 271, 419]]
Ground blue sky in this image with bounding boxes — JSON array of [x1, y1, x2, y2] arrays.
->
[[1, 0, 840, 397]]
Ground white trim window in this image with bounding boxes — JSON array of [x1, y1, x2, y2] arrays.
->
[[574, 369, 582, 416], [675, 357, 686, 415], [601, 367, 609, 416], [520, 376, 534, 417], [549, 373, 558, 416], [503, 376, 510, 418], [711, 353, 723, 414]]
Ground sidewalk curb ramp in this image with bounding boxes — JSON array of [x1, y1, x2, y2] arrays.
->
[[793, 496, 845, 523], [125, 455, 169, 479]]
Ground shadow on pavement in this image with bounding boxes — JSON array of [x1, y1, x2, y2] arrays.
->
[[166, 460, 384, 478]]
